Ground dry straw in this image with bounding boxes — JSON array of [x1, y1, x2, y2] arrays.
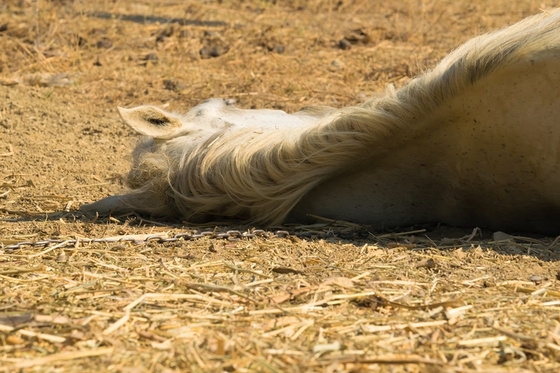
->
[[1, 0, 560, 372]]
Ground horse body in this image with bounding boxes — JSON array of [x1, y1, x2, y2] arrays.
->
[[292, 53, 560, 233], [82, 10, 560, 234]]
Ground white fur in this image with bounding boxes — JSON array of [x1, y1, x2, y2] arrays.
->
[[82, 9, 560, 234]]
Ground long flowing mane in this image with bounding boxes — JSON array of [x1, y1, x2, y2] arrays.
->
[[126, 9, 560, 224]]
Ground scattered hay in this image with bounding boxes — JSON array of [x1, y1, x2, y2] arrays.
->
[[1, 225, 560, 372], [1, 0, 560, 372]]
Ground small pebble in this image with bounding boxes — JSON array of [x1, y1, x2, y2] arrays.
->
[[200, 45, 228, 59], [328, 59, 344, 71], [143, 53, 159, 61], [492, 231, 514, 242], [338, 38, 351, 50], [529, 275, 543, 285], [96, 38, 113, 49]]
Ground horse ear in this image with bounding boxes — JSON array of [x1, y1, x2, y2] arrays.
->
[[117, 106, 183, 139]]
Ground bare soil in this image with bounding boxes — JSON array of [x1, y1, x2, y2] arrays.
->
[[1, 1, 560, 372]]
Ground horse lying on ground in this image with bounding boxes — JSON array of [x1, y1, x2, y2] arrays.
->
[[81, 9, 560, 235]]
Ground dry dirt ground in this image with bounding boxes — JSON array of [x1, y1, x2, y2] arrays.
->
[[1, 0, 560, 372]]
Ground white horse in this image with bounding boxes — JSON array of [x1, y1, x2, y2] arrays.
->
[[82, 10, 560, 234]]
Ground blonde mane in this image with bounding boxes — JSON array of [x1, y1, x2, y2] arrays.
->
[[123, 9, 560, 224]]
